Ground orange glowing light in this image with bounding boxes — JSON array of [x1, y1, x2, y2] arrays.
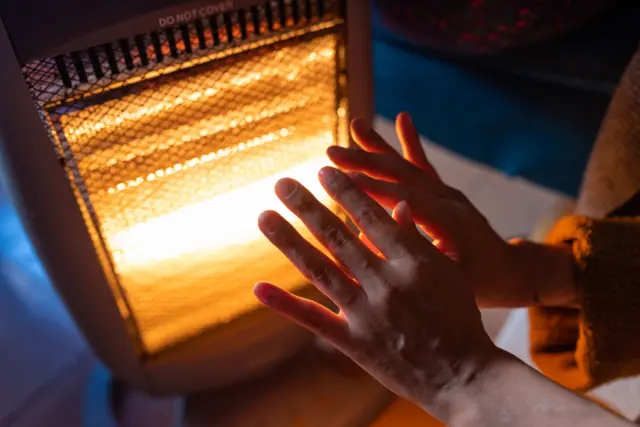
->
[[57, 34, 344, 353]]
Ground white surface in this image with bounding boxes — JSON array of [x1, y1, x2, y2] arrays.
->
[[495, 309, 534, 365]]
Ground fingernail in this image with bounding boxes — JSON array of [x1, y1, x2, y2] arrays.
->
[[275, 178, 298, 200], [319, 166, 340, 187], [254, 282, 274, 306], [258, 211, 279, 234], [399, 112, 413, 125]]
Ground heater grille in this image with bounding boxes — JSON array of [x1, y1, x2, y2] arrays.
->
[[20, 0, 348, 356], [22, 0, 342, 105]]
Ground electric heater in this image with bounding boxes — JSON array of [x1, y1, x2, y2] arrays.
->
[[0, 0, 373, 396]]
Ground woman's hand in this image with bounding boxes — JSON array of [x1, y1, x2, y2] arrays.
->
[[254, 166, 500, 421], [326, 113, 577, 308]]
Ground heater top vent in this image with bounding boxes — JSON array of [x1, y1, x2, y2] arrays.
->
[[22, 0, 342, 106]]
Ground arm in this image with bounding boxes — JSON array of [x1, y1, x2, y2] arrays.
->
[[327, 114, 578, 309], [252, 127, 634, 427], [251, 168, 633, 427], [335, 113, 640, 393], [448, 353, 632, 427], [327, 49, 640, 390]]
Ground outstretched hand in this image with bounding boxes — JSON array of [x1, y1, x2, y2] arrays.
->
[[254, 164, 500, 421], [327, 113, 576, 308]]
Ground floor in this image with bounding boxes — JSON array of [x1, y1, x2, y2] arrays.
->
[[0, 116, 573, 427]]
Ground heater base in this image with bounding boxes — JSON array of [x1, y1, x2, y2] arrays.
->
[[84, 345, 392, 427], [185, 345, 394, 427], [84, 363, 185, 427]]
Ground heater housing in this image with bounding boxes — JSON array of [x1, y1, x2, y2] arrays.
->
[[0, 0, 372, 394]]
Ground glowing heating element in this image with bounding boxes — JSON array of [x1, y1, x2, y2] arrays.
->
[[109, 144, 332, 268], [57, 34, 344, 353]]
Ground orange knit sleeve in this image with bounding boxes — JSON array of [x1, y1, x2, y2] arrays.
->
[[529, 216, 640, 391]]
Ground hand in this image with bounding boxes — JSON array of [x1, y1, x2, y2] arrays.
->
[[253, 166, 500, 422], [326, 113, 577, 308]]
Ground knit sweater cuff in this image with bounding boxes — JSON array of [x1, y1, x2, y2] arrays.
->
[[529, 215, 640, 391]]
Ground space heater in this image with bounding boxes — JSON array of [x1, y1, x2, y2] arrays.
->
[[0, 0, 381, 418]]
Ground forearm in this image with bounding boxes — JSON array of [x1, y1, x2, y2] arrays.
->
[[489, 238, 577, 308], [434, 351, 632, 427]]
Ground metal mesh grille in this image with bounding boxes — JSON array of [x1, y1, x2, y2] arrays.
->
[[21, 1, 347, 355]]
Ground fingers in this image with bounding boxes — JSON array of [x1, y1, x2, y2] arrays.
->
[[347, 173, 413, 209], [318, 167, 411, 261], [395, 113, 441, 180], [273, 178, 381, 285], [350, 118, 397, 155], [359, 201, 414, 257], [258, 210, 363, 308], [254, 282, 350, 347], [327, 146, 445, 197], [348, 173, 463, 248], [348, 115, 440, 181]]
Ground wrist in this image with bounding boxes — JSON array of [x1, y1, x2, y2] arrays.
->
[[436, 348, 533, 427], [415, 344, 510, 424], [437, 348, 628, 427], [506, 238, 578, 307]]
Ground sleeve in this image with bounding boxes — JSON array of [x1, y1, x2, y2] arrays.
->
[[529, 216, 640, 391], [529, 40, 640, 391]]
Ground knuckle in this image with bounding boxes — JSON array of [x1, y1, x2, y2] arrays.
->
[[336, 177, 359, 198], [307, 264, 333, 286], [307, 265, 361, 307], [292, 191, 316, 213], [392, 252, 427, 278], [378, 227, 411, 260], [355, 255, 379, 277], [339, 288, 362, 307], [357, 204, 384, 228], [268, 226, 290, 245], [323, 225, 353, 250]]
